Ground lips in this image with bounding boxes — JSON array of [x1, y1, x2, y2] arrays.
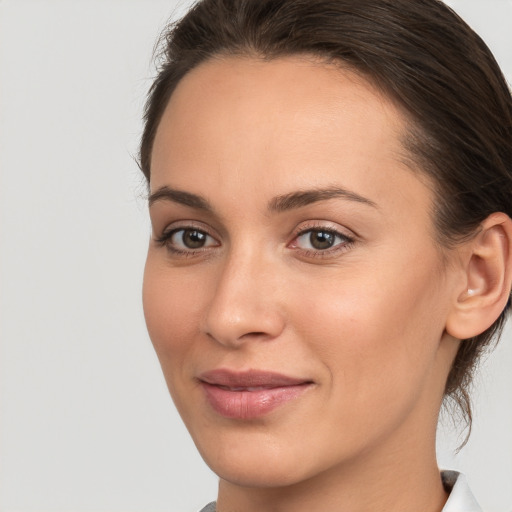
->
[[198, 369, 313, 419]]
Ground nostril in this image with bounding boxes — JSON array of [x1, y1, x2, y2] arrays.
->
[[245, 331, 267, 337], [205, 329, 279, 347]]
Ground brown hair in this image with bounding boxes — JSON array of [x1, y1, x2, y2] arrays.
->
[[139, 0, 512, 437]]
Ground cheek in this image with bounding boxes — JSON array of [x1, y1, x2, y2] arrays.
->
[[142, 258, 203, 369], [142, 258, 214, 425], [290, 249, 447, 409]]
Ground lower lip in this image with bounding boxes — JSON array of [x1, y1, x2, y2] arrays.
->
[[201, 382, 312, 419]]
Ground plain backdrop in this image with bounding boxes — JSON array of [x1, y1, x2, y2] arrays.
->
[[0, 0, 511, 511]]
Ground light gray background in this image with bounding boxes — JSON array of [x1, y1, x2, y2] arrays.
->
[[0, 1, 511, 511]]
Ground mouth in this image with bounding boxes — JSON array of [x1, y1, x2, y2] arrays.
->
[[198, 369, 314, 420]]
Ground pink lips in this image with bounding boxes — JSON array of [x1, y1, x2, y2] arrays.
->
[[199, 369, 313, 419]]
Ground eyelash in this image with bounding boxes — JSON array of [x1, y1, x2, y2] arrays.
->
[[155, 225, 219, 257], [154, 223, 355, 259], [289, 224, 355, 258]]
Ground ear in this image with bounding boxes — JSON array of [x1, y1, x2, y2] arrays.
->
[[446, 212, 512, 340]]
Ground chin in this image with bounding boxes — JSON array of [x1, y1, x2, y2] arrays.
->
[[207, 455, 312, 489], [190, 424, 336, 489]]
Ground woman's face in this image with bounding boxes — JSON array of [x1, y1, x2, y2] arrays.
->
[[144, 57, 460, 487]]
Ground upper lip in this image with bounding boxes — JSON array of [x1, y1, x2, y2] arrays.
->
[[199, 369, 312, 388]]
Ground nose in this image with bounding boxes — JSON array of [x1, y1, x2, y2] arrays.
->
[[202, 250, 286, 348]]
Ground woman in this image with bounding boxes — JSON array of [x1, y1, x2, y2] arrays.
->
[[139, 0, 512, 510]]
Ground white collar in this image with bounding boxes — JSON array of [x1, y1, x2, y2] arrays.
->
[[442, 471, 483, 512]]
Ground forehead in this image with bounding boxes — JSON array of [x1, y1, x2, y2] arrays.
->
[[150, 56, 426, 215], [153, 56, 405, 165]]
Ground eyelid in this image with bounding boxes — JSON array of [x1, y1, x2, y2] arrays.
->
[[290, 220, 356, 240], [155, 219, 217, 239]]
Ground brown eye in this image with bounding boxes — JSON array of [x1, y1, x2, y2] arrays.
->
[[180, 229, 208, 249], [291, 228, 354, 254], [308, 231, 336, 250], [164, 228, 219, 252]]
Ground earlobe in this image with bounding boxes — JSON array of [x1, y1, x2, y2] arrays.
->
[[446, 212, 512, 340]]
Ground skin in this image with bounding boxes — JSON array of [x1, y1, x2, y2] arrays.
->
[[143, 56, 466, 512]]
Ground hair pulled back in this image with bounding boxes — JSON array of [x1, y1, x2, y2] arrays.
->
[[139, 0, 512, 436]]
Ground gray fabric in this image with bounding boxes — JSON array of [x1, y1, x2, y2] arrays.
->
[[198, 502, 216, 512], [198, 471, 481, 512]]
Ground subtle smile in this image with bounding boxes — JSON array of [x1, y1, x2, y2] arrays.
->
[[199, 370, 315, 420]]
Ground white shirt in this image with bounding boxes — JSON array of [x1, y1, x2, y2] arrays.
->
[[442, 471, 483, 512]]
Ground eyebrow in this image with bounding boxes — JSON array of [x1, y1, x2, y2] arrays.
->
[[148, 185, 377, 212], [268, 187, 378, 212], [148, 186, 213, 211]]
